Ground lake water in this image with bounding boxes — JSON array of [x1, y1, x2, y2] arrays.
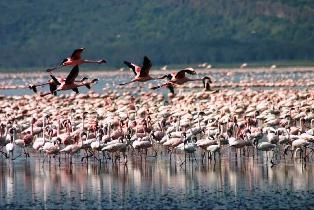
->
[[1, 68, 314, 96], [1, 153, 314, 209]]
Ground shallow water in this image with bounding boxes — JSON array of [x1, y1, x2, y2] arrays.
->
[[1, 68, 313, 96], [1, 153, 314, 209]]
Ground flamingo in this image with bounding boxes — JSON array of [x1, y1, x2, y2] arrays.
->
[[42, 138, 61, 164], [0, 124, 10, 158], [102, 137, 129, 163], [176, 133, 197, 165], [5, 128, 15, 159], [47, 48, 106, 72], [257, 142, 277, 164], [29, 73, 88, 95], [42, 65, 98, 96], [60, 134, 83, 165], [33, 115, 49, 151], [206, 136, 222, 161], [151, 68, 212, 93], [14, 118, 37, 159], [119, 56, 160, 85]]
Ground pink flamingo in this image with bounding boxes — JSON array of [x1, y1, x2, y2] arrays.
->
[[29, 75, 61, 95], [119, 56, 161, 85], [41, 65, 98, 96], [47, 48, 106, 72], [151, 68, 212, 93]]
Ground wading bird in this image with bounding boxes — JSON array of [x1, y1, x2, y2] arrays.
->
[[151, 68, 212, 93], [47, 48, 106, 72], [41, 66, 98, 96], [119, 56, 161, 85]]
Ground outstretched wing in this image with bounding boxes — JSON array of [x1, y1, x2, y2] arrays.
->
[[175, 68, 196, 79], [124, 61, 140, 76], [158, 74, 173, 80], [72, 88, 79, 94], [139, 56, 152, 77], [151, 82, 175, 94], [71, 48, 84, 60], [50, 74, 61, 85], [29, 85, 37, 93], [65, 65, 79, 84]]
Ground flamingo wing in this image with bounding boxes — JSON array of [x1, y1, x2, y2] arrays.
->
[[29, 85, 37, 93], [50, 74, 61, 85], [70, 48, 84, 60], [65, 65, 79, 84], [138, 56, 152, 77], [49, 83, 58, 94], [166, 83, 175, 94], [158, 74, 173, 80], [175, 68, 196, 79], [124, 61, 140, 76]]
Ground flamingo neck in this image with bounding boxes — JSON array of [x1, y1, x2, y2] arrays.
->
[[57, 120, 60, 136], [189, 78, 202, 82], [43, 117, 45, 140], [31, 122, 34, 136]]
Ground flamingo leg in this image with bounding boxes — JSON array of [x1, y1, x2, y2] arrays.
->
[[12, 149, 23, 160], [119, 80, 135, 86], [23, 148, 30, 158], [0, 150, 8, 159], [193, 153, 198, 166]]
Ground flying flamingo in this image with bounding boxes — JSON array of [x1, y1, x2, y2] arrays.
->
[[151, 68, 212, 93], [47, 48, 106, 72], [41, 65, 98, 96], [29, 73, 88, 95], [119, 56, 161, 85]]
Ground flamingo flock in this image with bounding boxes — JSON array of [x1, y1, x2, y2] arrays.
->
[[1, 81, 314, 167], [0, 48, 314, 168], [27, 48, 212, 95]]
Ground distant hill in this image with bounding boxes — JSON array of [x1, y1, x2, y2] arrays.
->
[[1, 0, 314, 70]]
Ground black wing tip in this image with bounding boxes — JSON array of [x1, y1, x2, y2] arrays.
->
[[143, 56, 151, 62], [124, 61, 133, 67], [71, 48, 84, 58], [50, 75, 61, 85], [166, 74, 173, 80], [72, 88, 79, 94], [91, 78, 99, 83], [168, 85, 175, 94], [150, 86, 159, 90], [29, 85, 37, 93], [73, 47, 85, 52], [81, 77, 89, 82]]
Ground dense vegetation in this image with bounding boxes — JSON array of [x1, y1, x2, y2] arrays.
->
[[1, 0, 314, 70]]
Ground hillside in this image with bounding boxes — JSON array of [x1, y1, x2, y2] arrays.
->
[[1, 0, 314, 69]]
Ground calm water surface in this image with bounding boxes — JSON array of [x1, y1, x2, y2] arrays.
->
[[1, 154, 314, 209]]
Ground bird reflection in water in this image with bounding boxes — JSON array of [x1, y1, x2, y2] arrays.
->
[[0, 156, 314, 208]]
